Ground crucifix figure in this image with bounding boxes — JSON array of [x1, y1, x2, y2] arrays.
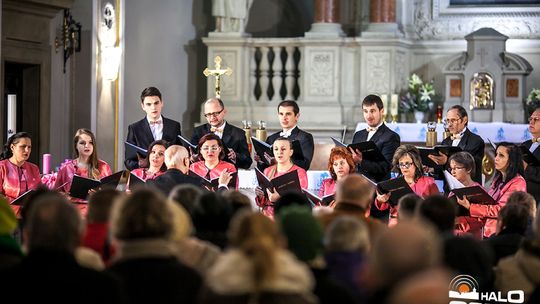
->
[[203, 56, 233, 98]]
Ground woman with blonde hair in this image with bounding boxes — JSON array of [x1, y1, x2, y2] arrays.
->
[[201, 212, 316, 304], [54, 129, 111, 214]]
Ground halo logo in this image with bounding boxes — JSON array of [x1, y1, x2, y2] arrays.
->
[[448, 274, 524, 304]]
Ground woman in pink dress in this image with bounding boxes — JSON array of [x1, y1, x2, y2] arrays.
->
[[255, 137, 308, 218], [189, 133, 237, 190], [54, 128, 112, 215], [0, 132, 41, 216], [458, 142, 526, 238], [448, 152, 484, 238], [375, 144, 439, 227], [317, 146, 356, 207], [130, 140, 167, 181]]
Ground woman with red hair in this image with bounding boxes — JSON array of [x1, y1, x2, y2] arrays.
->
[[318, 147, 356, 207]]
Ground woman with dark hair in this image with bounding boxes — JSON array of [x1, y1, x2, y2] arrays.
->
[[375, 144, 439, 227], [458, 142, 526, 238], [0, 132, 41, 215], [255, 137, 309, 218], [54, 129, 111, 214], [318, 147, 356, 206], [130, 140, 168, 181], [189, 133, 237, 189], [448, 152, 484, 238]]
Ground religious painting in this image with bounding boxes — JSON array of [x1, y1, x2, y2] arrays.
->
[[506, 79, 519, 98], [470, 73, 494, 110], [450, 79, 462, 97]]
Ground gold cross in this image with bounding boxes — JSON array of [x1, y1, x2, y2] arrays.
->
[[203, 56, 233, 98]]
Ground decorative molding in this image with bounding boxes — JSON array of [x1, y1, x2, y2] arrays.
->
[[308, 51, 334, 96], [366, 52, 390, 94], [395, 51, 408, 92], [413, 0, 540, 40]]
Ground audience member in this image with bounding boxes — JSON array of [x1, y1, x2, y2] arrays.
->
[[417, 195, 457, 236], [168, 183, 203, 215], [0, 195, 23, 268], [486, 203, 529, 263], [191, 191, 233, 249], [396, 193, 422, 221]]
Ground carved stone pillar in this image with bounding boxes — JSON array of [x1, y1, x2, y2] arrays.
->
[[362, 0, 401, 38], [306, 0, 344, 38]]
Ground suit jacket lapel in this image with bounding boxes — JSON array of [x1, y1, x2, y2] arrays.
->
[[458, 129, 470, 150], [141, 119, 155, 144], [368, 124, 385, 143], [222, 123, 233, 146]]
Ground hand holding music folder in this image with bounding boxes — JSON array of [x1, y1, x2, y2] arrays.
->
[[450, 185, 496, 216], [417, 145, 462, 168], [376, 176, 414, 207], [125, 142, 148, 160], [128, 172, 146, 189], [303, 190, 335, 207], [331, 137, 386, 162], [70, 170, 127, 200], [520, 145, 540, 166], [188, 170, 237, 191], [251, 137, 273, 165], [255, 168, 302, 199]]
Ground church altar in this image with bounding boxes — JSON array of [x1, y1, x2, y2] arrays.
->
[[355, 122, 531, 144]]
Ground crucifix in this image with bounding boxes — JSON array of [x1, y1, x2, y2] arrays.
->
[[477, 47, 488, 68], [203, 56, 233, 98]]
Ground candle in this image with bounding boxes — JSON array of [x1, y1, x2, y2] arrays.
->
[[43, 154, 51, 175], [390, 94, 399, 116], [380, 94, 388, 110], [7, 94, 16, 138]]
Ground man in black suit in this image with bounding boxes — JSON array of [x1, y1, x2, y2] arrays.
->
[[257, 100, 314, 171], [522, 107, 540, 203], [125, 87, 182, 170], [148, 145, 231, 195], [351, 95, 400, 182], [429, 105, 484, 184], [191, 98, 252, 169]]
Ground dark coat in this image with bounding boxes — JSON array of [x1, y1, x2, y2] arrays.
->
[[125, 117, 182, 170], [522, 140, 540, 204], [439, 128, 485, 184], [352, 123, 400, 182], [146, 168, 202, 196]]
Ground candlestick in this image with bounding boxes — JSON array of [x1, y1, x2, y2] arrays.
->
[[390, 94, 399, 116], [380, 94, 388, 122], [43, 154, 51, 175], [7, 95, 17, 139]]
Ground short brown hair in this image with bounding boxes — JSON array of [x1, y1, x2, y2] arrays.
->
[[392, 145, 423, 181], [140, 86, 162, 102]]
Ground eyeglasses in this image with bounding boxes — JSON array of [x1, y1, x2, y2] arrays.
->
[[445, 118, 462, 124], [528, 117, 540, 124], [450, 166, 465, 172], [201, 146, 220, 152], [398, 162, 414, 169], [204, 109, 224, 118]]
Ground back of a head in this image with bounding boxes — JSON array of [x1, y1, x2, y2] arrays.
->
[[499, 203, 530, 234], [192, 192, 232, 233], [325, 215, 369, 253], [25, 193, 81, 253], [397, 193, 422, 221], [164, 145, 187, 168], [87, 188, 122, 223], [274, 192, 312, 214], [371, 220, 441, 288], [335, 174, 374, 209], [228, 211, 280, 288], [278, 205, 323, 263], [112, 189, 173, 241], [507, 191, 537, 219], [417, 195, 457, 234], [169, 184, 203, 216], [222, 190, 253, 215]]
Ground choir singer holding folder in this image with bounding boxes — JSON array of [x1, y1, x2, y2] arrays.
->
[[190, 98, 252, 169], [375, 145, 439, 227], [189, 134, 237, 189], [255, 137, 308, 218], [0, 132, 41, 216], [125, 87, 182, 170], [457, 143, 526, 238], [54, 129, 112, 214], [317, 147, 356, 206]]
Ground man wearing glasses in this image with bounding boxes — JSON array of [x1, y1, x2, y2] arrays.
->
[[429, 105, 484, 184], [191, 98, 252, 169], [125, 87, 182, 170], [523, 107, 540, 203]]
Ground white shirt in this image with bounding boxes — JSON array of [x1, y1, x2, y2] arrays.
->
[[366, 122, 383, 141], [280, 125, 297, 138], [211, 121, 227, 139], [147, 115, 163, 140], [530, 142, 540, 154], [452, 127, 467, 147]]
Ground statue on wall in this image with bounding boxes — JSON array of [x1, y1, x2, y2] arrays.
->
[[470, 73, 494, 110], [212, 0, 254, 33]]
